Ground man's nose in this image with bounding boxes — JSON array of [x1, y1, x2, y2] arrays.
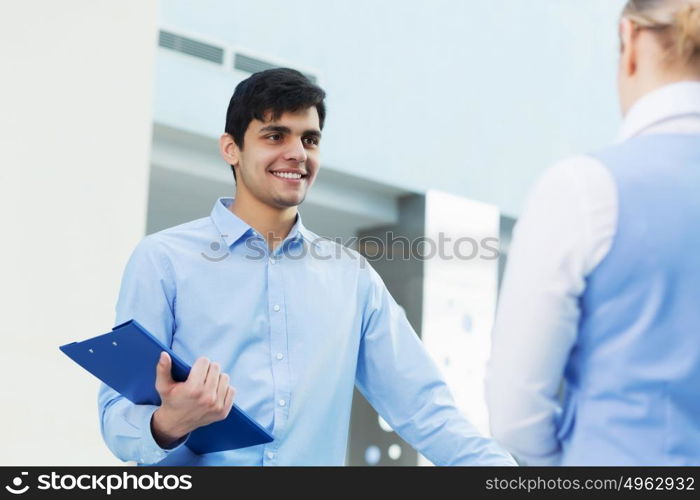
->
[[284, 138, 308, 163]]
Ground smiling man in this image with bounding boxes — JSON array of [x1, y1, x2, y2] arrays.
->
[[97, 68, 515, 466]]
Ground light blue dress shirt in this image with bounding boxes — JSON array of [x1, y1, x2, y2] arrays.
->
[[98, 197, 515, 466]]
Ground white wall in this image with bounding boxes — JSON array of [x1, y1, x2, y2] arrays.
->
[[0, 0, 158, 465]]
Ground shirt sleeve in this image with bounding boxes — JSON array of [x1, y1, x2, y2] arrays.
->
[[485, 155, 617, 465], [97, 235, 190, 464], [355, 259, 516, 466]]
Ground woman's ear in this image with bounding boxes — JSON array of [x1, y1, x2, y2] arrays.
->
[[220, 133, 240, 166], [619, 18, 638, 78]]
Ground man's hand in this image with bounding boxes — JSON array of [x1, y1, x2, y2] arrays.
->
[[151, 352, 236, 448]]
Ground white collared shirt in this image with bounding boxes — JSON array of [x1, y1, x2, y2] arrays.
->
[[486, 81, 700, 465]]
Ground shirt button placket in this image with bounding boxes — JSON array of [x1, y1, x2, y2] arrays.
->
[[266, 252, 290, 465]]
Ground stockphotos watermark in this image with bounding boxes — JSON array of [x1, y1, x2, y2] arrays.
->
[[201, 231, 501, 264], [3, 470, 192, 495]]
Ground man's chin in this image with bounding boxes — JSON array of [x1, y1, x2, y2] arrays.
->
[[272, 193, 306, 208]]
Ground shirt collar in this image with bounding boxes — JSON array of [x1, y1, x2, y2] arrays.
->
[[210, 197, 320, 249], [280, 211, 322, 249], [618, 81, 700, 142], [210, 197, 252, 248], [293, 216, 321, 248]]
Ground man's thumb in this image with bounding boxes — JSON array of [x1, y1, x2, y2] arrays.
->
[[156, 351, 174, 389]]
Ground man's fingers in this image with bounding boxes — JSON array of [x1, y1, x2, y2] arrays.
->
[[216, 373, 229, 411], [224, 385, 236, 412], [204, 362, 221, 393], [187, 356, 211, 387], [216, 373, 230, 409]]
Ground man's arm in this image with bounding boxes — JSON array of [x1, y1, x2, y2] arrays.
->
[[354, 259, 516, 466], [97, 236, 189, 464], [485, 157, 616, 465]]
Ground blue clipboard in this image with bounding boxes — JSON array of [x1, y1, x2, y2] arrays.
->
[[59, 319, 274, 455]]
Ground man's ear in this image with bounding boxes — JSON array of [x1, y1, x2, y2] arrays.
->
[[619, 18, 638, 78], [220, 133, 240, 167]]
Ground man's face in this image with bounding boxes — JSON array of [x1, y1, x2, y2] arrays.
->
[[227, 107, 321, 209]]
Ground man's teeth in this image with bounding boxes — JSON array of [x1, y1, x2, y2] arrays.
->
[[272, 171, 303, 179]]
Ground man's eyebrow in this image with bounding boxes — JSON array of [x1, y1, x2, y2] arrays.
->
[[258, 125, 322, 138], [258, 125, 291, 134], [303, 129, 322, 138]]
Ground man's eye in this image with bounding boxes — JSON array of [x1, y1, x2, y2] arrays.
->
[[303, 137, 319, 146], [267, 134, 282, 141]]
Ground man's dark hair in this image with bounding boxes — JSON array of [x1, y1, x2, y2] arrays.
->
[[224, 68, 326, 180]]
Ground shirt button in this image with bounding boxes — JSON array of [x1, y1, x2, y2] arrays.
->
[[278, 399, 286, 407], [276, 353, 284, 360], [273, 304, 281, 312], [269, 258, 276, 265], [267, 451, 275, 460]]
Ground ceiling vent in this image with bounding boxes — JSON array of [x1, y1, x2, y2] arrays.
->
[[234, 53, 317, 83], [158, 29, 318, 83], [158, 30, 224, 65]]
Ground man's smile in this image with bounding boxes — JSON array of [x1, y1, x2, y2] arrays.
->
[[269, 168, 309, 183]]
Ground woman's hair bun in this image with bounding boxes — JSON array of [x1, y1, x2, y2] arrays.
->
[[674, 2, 700, 61]]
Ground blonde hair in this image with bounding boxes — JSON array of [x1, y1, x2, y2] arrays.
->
[[623, 0, 700, 66]]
